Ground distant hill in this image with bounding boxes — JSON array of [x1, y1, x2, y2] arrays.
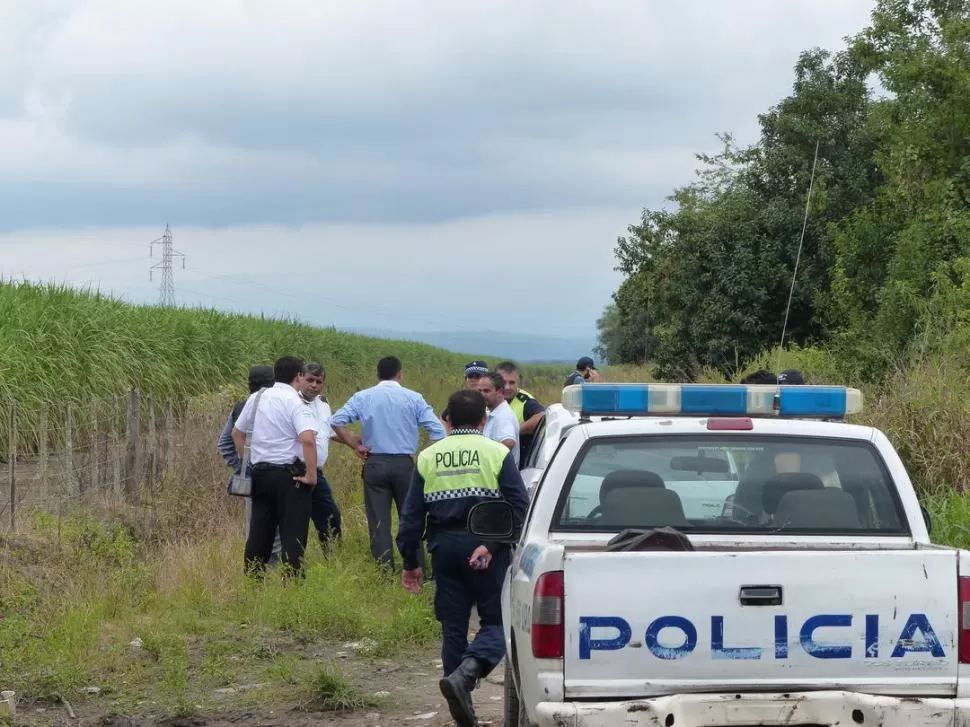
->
[[346, 328, 596, 364]]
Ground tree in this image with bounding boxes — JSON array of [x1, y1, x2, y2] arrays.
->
[[598, 42, 884, 378], [831, 0, 970, 364]]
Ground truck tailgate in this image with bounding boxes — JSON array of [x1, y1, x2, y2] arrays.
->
[[564, 549, 958, 698]]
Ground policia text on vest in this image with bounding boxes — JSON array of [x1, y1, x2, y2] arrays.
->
[[395, 389, 530, 727], [433, 447, 482, 468]]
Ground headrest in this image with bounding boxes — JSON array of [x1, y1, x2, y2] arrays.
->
[[600, 469, 666, 505], [762, 471, 825, 514], [600, 487, 689, 529], [773, 488, 861, 529]]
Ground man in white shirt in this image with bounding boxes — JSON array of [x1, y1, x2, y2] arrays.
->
[[300, 362, 364, 549], [233, 356, 318, 576], [476, 371, 520, 467]]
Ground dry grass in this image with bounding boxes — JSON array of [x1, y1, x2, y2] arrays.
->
[[863, 358, 970, 495]]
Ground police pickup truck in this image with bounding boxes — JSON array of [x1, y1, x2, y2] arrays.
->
[[468, 382, 967, 727]]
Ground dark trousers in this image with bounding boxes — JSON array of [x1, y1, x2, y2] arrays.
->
[[362, 454, 425, 571], [431, 534, 509, 677], [245, 464, 313, 575], [311, 470, 342, 544]]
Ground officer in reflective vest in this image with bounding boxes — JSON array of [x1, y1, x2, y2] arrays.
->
[[495, 361, 545, 466], [396, 388, 530, 727]]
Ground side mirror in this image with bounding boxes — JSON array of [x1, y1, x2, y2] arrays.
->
[[468, 501, 518, 543], [921, 504, 932, 535]]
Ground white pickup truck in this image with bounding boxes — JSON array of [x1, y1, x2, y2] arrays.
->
[[468, 382, 966, 727]]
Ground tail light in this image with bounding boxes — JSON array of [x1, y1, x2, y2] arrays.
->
[[959, 576, 970, 663], [532, 570, 564, 659]]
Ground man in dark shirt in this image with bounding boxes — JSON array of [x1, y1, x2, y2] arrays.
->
[[217, 365, 275, 469], [564, 355, 599, 387], [494, 361, 544, 467], [396, 389, 529, 727]]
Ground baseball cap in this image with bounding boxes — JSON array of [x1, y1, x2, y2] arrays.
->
[[777, 369, 806, 385], [464, 360, 489, 377], [576, 356, 595, 370]]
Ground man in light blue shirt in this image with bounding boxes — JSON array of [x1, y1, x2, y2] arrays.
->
[[331, 355, 445, 570]]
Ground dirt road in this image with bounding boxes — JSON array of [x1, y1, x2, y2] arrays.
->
[[305, 647, 506, 727], [98, 649, 506, 727], [12, 644, 507, 727]]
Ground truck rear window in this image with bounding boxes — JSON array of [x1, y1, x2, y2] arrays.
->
[[551, 434, 908, 535]]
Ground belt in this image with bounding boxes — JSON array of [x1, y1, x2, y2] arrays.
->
[[367, 453, 414, 457], [252, 462, 292, 471]]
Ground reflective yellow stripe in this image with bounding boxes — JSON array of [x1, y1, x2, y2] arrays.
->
[[509, 390, 534, 423], [417, 434, 508, 502]]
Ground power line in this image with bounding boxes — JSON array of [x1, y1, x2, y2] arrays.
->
[[148, 224, 186, 307]]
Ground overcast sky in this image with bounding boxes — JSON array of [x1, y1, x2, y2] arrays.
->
[[0, 0, 876, 337]]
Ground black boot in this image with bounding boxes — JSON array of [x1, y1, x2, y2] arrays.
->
[[438, 657, 483, 727]]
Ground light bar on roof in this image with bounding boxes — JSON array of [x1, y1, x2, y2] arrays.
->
[[561, 383, 863, 418]]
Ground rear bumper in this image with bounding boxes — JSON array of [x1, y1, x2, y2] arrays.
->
[[534, 690, 970, 727]]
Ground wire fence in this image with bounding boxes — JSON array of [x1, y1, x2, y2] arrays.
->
[[0, 390, 218, 532]]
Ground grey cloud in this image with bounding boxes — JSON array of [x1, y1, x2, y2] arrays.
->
[[1, 0, 876, 231], [0, 165, 677, 231]]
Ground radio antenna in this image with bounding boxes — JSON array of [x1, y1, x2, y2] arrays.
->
[[776, 139, 820, 374]]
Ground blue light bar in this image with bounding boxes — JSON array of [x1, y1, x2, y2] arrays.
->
[[680, 385, 748, 415], [561, 383, 862, 419], [776, 386, 848, 417]]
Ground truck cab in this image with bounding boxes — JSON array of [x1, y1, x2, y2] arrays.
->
[[469, 382, 969, 727]]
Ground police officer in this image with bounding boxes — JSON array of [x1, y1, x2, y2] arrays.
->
[[396, 388, 529, 727], [495, 361, 544, 466], [440, 360, 489, 428]]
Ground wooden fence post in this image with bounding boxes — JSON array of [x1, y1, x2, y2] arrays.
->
[[91, 401, 100, 493], [147, 395, 157, 486], [166, 402, 175, 474], [65, 404, 75, 496], [124, 389, 141, 496], [38, 405, 48, 502], [135, 393, 144, 486], [8, 401, 16, 532], [112, 396, 122, 498]]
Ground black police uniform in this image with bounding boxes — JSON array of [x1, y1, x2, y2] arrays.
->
[[396, 427, 529, 727]]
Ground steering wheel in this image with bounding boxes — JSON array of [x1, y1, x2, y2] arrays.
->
[[724, 499, 760, 523]]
